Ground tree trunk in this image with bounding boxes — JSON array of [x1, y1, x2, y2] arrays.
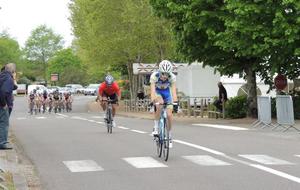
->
[[245, 66, 258, 118], [127, 62, 134, 99]]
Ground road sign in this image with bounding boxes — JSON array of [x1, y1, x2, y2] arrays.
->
[[51, 73, 59, 82], [274, 74, 287, 90]]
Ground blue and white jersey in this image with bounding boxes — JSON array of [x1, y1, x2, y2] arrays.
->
[[150, 72, 176, 90]]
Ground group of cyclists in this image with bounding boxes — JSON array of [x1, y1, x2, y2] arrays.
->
[[28, 88, 73, 114], [97, 59, 178, 148], [27, 60, 178, 148]]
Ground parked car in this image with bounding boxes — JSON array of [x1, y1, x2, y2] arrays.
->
[[65, 84, 83, 94], [27, 84, 48, 94], [83, 84, 99, 96]]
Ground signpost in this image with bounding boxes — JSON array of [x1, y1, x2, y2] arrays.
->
[[274, 74, 287, 90]]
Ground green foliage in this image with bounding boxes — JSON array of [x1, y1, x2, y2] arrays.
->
[[292, 96, 300, 119], [0, 32, 21, 65], [225, 96, 247, 119], [47, 48, 87, 86], [69, 0, 177, 83], [23, 25, 64, 81]]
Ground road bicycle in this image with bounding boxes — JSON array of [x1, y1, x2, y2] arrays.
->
[[153, 102, 173, 161], [104, 97, 115, 134]]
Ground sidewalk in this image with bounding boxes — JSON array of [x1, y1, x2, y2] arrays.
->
[[88, 101, 300, 128]]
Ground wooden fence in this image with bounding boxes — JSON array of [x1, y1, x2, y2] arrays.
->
[[123, 96, 225, 119]]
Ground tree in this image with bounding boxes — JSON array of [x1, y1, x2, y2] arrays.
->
[[150, 0, 300, 117], [24, 25, 64, 84], [69, 0, 176, 98], [47, 48, 87, 85], [0, 31, 21, 66]]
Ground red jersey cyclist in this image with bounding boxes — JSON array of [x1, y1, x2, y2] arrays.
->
[[98, 75, 121, 127]]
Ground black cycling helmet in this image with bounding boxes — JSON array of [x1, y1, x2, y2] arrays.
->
[[104, 75, 114, 86]]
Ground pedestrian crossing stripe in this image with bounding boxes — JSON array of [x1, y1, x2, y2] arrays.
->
[[182, 155, 231, 166], [239, 155, 294, 165], [35, 117, 46, 119], [296, 155, 300, 158], [123, 157, 167, 168], [63, 160, 103, 172]]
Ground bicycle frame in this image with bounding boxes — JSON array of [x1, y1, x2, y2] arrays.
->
[[103, 98, 115, 134], [154, 102, 171, 161]]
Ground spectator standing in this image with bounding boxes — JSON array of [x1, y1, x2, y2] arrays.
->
[[0, 63, 17, 149], [213, 82, 227, 113]]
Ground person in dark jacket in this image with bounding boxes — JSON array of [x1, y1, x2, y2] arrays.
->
[[213, 82, 228, 112], [0, 63, 17, 149]]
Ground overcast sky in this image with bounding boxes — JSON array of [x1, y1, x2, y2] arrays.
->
[[0, 0, 73, 47]]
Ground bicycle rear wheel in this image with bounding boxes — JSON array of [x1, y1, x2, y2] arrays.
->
[[107, 108, 113, 134], [163, 119, 169, 161]]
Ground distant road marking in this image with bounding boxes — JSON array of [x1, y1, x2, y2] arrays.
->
[[90, 116, 103, 119], [123, 157, 167, 168], [183, 155, 231, 166], [56, 113, 68, 117], [118, 126, 129, 130], [96, 122, 104, 124], [63, 160, 103, 172], [192, 123, 248, 131], [17, 117, 26, 120], [173, 140, 225, 155], [71, 116, 88, 121], [295, 155, 300, 158], [55, 116, 65, 119], [131, 129, 147, 134], [251, 164, 300, 184], [239, 155, 294, 165], [35, 117, 46, 119], [87, 120, 96, 123]]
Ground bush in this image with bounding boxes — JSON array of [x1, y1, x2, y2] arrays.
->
[[225, 96, 247, 119], [293, 96, 300, 119], [121, 89, 130, 100]]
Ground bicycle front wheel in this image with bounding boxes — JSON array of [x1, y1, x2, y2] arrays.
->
[[163, 119, 169, 161], [107, 108, 113, 134]]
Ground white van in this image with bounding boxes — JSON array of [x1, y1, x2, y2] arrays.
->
[[27, 84, 48, 94]]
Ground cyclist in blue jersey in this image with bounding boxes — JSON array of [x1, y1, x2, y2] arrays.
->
[[150, 60, 178, 148]]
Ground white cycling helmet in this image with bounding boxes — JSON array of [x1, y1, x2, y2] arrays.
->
[[159, 60, 173, 74]]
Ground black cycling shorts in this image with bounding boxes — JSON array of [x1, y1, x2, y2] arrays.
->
[[102, 93, 118, 104]]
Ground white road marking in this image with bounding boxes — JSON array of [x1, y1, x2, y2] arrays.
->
[[193, 123, 248, 131], [131, 130, 147, 134], [56, 113, 68, 117], [123, 157, 167, 168], [90, 116, 103, 119], [71, 116, 88, 121], [175, 139, 300, 184], [17, 117, 26, 120], [63, 160, 103, 172], [96, 122, 104, 124], [35, 117, 46, 119], [251, 164, 300, 184], [295, 155, 300, 158], [173, 140, 225, 155], [239, 155, 294, 165], [118, 126, 129, 130], [87, 120, 96, 122], [55, 116, 65, 119], [183, 155, 231, 166]]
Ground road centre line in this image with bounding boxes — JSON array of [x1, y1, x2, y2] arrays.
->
[[118, 126, 129, 130], [174, 139, 300, 184], [131, 129, 147, 134], [250, 164, 300, 184], [192, 123, 248, 131], [56, 113, 68, 117], [173, 139, 225, 155]]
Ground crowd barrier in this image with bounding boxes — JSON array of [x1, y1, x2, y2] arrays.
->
[[252, 96, 274, 128]]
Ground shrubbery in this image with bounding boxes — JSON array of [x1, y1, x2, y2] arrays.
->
[[225, 96, 247, 119]]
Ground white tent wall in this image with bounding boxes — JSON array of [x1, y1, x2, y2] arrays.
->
[[177, 64, 220, 97]]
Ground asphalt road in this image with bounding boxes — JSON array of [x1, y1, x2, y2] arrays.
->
[[10, 96, 300, 190]]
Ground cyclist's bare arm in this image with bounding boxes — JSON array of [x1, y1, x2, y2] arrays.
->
[[171, 83, 178, 102], [150, 83, 156, 102]]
